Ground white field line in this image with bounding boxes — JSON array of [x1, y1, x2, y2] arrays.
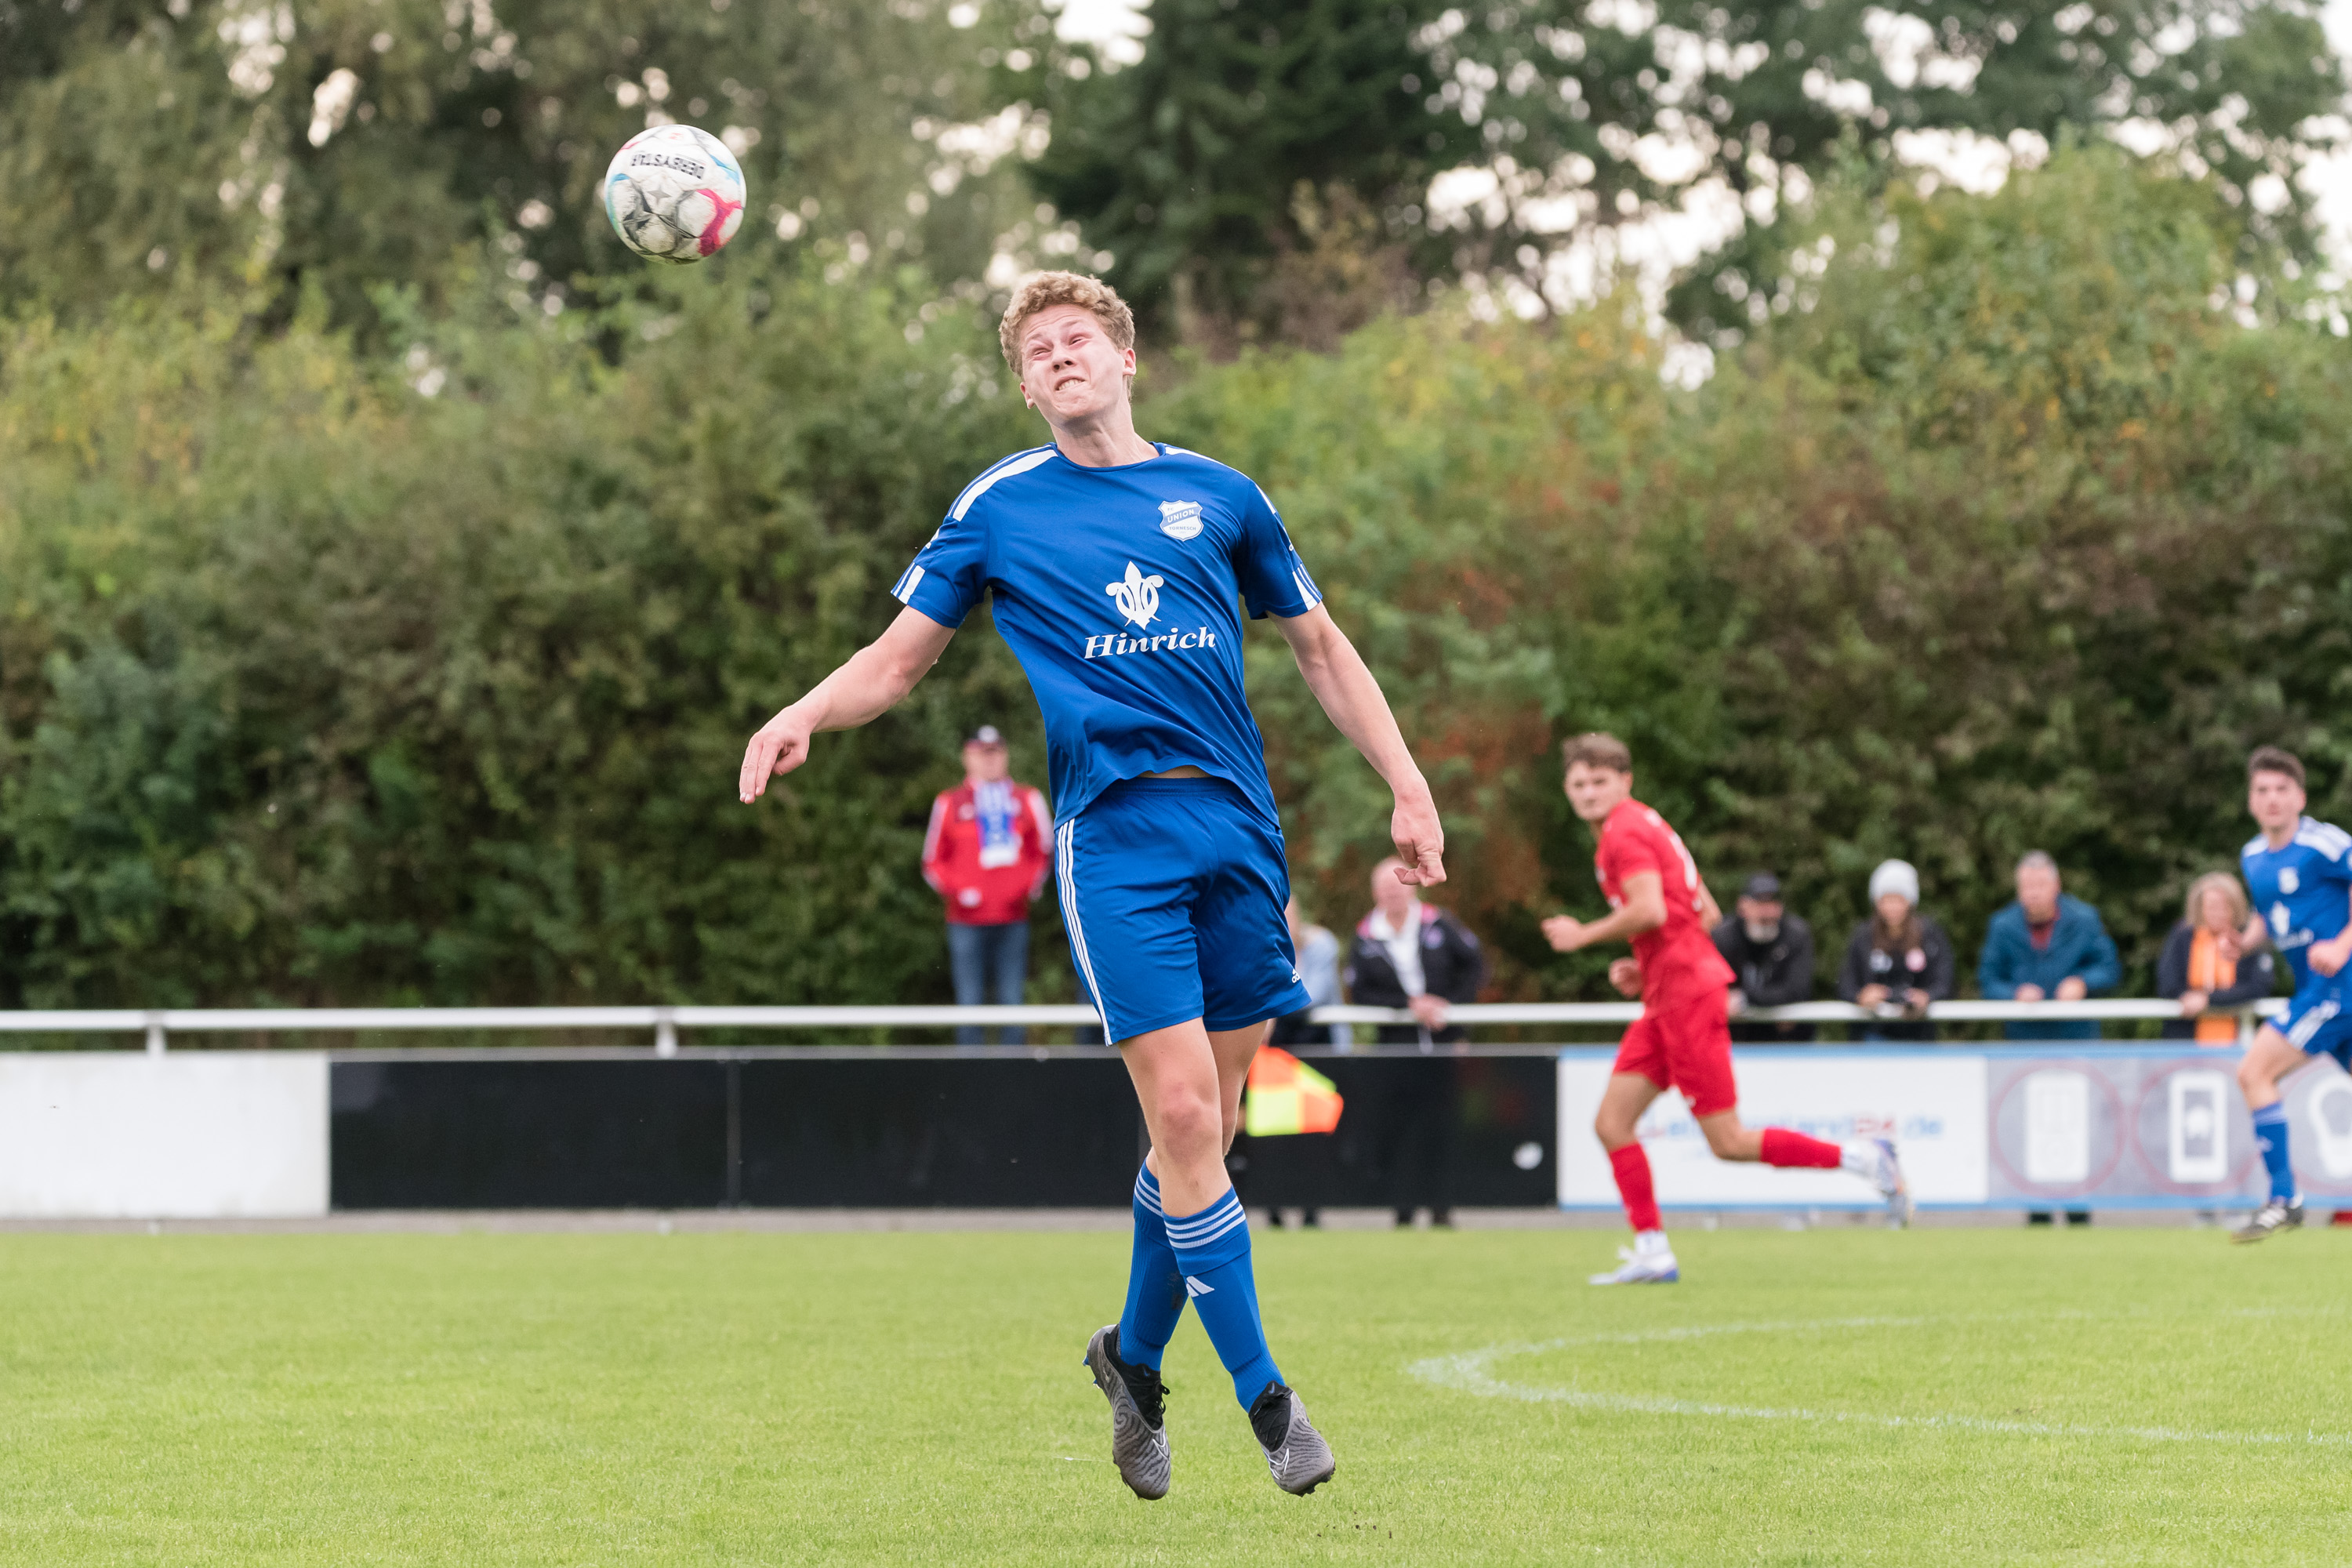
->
[[1408, 1316, 2352, 1448]]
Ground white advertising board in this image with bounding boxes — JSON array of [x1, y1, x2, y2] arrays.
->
[[0, 1053, 328, 1218], [1557, 1051, 1991, 1208]]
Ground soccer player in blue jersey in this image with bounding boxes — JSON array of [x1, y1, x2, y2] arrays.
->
[[2227, 746, 2350, 1242], [737, 272, 1446, 1497]]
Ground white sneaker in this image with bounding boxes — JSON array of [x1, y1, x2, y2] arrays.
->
[[1588, 1244, 1679, 1285], [1867, 1138, 1913, 1228]]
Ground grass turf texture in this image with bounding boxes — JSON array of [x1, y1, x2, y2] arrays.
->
[[1, 1227, 2345, 1565]]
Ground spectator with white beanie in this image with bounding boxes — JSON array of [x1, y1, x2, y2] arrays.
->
[[1835, 858, 1955, 1042]]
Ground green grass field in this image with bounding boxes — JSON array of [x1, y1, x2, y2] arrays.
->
[[2, 1224, 2346, 1566]]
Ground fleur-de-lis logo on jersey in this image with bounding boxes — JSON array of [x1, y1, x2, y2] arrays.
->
[[1105, 561, 1164, 628]]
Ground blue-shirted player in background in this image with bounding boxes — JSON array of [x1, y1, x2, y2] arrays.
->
[[738, 272, 1446, 1498], [2227, 746, 2351, 1243]]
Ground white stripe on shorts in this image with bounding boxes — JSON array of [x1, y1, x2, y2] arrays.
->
[[1057, 819, 1112, 1040]]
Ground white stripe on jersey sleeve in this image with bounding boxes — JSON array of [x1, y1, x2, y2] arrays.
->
[[949, 446, 1056, 521], [891, 564, 926, 604], [2294, 818, 2352, 858]]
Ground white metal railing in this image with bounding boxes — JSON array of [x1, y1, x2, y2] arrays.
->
[[0, 998, 2286, 1053]]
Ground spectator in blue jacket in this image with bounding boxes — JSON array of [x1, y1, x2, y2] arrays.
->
[[1977, 851, 2122, 1040]]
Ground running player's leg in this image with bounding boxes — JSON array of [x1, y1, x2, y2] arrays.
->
[[1590, 1062, 1679, 1283], [1664, 994, 1912, 1222], [2234, 1022, 2317, 1241]]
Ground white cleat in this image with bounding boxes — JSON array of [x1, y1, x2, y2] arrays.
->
[[1869, 1138, 1914, 1229], [1588, 1245, 1679, 1285]]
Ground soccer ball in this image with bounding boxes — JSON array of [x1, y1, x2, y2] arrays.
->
[[602, 125, 748, 265]]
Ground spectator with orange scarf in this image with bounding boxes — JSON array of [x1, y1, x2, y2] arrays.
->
[[2157, 873, 2276, 1043]]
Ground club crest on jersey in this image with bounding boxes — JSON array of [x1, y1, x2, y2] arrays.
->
[[1157, 499, 1205, 541], [1105, 561, 1164, 628]]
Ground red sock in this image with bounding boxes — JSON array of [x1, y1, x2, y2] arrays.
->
[[1760, 1127, 1842, 1169], [1607, 1143, 1661, 1232]]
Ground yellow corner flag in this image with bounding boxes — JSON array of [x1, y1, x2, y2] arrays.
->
[[1244, 1047, 1344, 1137]]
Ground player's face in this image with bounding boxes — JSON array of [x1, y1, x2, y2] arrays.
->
[[1563, 763, 1632, 822], [2247, 769, 2305, 833], [1017, 306, 1134, 426]]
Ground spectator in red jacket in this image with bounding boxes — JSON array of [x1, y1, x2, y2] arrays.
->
[[922, 726, 1053, 1044]]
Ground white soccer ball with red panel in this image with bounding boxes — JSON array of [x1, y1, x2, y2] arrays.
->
[[602, 125, 748, 265]]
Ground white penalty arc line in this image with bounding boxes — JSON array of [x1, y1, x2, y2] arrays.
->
[[1408, 1316, 2352, 1450]]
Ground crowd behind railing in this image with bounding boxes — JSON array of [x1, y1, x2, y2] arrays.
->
[[915, 726, 2296, 1051]]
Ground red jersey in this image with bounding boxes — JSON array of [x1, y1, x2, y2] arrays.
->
[[1594, 797, 1734, 1011], [922, 779, 1052, 926]]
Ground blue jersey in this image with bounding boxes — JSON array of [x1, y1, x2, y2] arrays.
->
[[2241, 817, 2352, 993], [891, 442, 1323, 829]]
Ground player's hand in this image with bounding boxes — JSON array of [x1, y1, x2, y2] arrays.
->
[[1388, 788, 1446, 887], [1855, 983, 1890, 1009], [2055, 976, 2089, 1001], [2312, 935, 2352, 978], [739, 706, 815, 803], [2013, 982, 2046, 1003], [1408, 993, 1450, 1030], [1542, 915, 1586, 953], [1607, 957, 1643, 997], [2179, 988, 2209, 1017]]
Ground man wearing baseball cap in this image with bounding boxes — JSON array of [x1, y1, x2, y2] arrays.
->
[[1709, 873, 1817, 1043], [922, 726, 1054, 1044]]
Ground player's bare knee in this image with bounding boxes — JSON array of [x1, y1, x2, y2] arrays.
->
[[1154, 1093, 1225, 1163], [2237, 1054, 2274, 1098]]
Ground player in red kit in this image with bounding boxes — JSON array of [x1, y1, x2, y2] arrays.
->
[[1543, 734, 1910, 1283]]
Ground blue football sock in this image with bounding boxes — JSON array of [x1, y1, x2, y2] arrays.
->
[[2252, 1101, 2296, 1203], [1117, 1164, 1185, 1371], [1163, 1187, 1282, 1406]]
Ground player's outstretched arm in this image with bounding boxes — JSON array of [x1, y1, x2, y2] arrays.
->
[[1272, 604, 1444, 886], [739, 608, 956, 803]]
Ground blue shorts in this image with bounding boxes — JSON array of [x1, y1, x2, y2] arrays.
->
[[2274, 984, 2352, 1066], [1053, 778, 1312, 1043]]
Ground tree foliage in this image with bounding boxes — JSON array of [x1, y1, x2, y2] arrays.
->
[[1023, 0, 2345, 339], [4, 149, 2350, 1012], [0, 0, 1047, 339]]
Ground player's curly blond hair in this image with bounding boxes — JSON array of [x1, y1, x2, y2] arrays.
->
[[997, 271, 1136, 372]]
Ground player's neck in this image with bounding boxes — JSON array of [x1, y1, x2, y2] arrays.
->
[[2263, 818, 2299, 851], [1047, 404, 1156, 469]]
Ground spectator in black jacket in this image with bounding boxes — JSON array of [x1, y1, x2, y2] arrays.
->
[[1345, 858, 1487, 1046], [1711, 873, 1816, 1042], [2156, 873, 2275, 1044], [1345, 857, 1487, 1227], [1836, 859, 1955, 1042]]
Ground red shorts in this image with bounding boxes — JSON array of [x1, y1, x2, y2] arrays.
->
[[1613, 990, 1739, 1118]]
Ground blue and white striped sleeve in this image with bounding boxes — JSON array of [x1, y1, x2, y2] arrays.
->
[[891, 511, 985, 628], [1232, 481, 1323, 621]]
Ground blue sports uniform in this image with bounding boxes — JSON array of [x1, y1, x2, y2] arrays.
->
[[892, 442, 1319, 1040], [2241, 816, 2352, 1063]]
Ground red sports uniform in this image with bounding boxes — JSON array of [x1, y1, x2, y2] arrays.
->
[[1595, 798, 1739, 1116]]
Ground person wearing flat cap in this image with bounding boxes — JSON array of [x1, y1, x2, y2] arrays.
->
[[1836, 859, 1955, 1042], [1709, 873, 1817, 1042]]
